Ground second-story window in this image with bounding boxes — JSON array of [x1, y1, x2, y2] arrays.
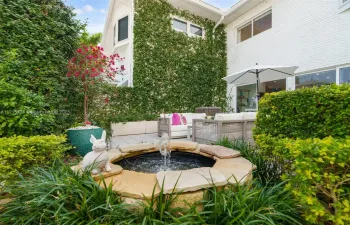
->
[[190, 24, 203, 37], [171, 17, 204, 38], [172, 18, 187, 33], [238, 10, 272, 43], [118, 16, 128, 42]]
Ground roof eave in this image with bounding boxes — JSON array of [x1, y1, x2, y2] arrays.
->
[[223, 0, 264, 24]]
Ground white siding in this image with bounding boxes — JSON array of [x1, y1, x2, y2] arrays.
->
[[101, 0, 133, 86], [225, 0, 350, 110]]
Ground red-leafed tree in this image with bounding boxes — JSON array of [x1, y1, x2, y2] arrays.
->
[[67, 45, 125, 124]]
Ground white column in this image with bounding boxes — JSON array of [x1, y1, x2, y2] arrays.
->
[[286, 77, 295, 91]]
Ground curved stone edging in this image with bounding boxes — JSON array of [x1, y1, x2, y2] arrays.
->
[[75, 141, 256, 200]]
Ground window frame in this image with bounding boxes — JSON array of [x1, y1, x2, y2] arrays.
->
[[295, 69, 337, 89], [339, 0, 350, 12], [114, 14, 129, 46], [237, 21, 252, 43], [171, 16, 205, 38], [171, 18, 188, 33], [237, 9, 272, 43]]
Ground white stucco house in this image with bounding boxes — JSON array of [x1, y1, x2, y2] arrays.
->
[[102, 0, 350, 111]]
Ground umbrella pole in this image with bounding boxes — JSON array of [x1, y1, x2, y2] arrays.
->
[[256, 70, 259, 111]]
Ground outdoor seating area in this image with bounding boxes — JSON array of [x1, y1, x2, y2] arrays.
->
[[158, 112, 257, 144]]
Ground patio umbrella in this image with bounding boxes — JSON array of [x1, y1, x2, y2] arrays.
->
[[223, 64, 299, 109]]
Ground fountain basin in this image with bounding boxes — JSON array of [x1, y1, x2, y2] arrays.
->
[[98, 141, 255, 200], [72, 141, 256, 209]]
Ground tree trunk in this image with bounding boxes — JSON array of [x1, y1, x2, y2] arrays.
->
[[84, 80, 89, 123]]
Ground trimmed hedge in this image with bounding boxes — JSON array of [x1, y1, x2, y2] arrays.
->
[[255, 84, 350, 139], [0, 135, 70, 182], [255, 135, 350, 225]]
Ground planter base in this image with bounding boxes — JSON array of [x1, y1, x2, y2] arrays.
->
[[67, 127, 103, 156]]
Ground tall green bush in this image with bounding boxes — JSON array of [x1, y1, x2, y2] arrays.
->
[[255, 84, 350, 139], [0, 80, 54, 137], [0, 0, 84, 133], [0, 135, 70, 182]]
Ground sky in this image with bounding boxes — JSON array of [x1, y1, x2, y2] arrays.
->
[[65, 0, 238, 34]]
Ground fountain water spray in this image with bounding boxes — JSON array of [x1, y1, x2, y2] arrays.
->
[[158, 133, 171, 170]]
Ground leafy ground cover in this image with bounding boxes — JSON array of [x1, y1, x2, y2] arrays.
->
[[0, 161, 303, 225]]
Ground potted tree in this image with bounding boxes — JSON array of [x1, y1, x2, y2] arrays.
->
[[66, 45, 124, 156]]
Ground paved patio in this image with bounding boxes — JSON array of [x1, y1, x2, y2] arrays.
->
[[109, 133, 189, 149]]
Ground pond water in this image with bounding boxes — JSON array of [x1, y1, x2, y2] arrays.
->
[[116, 151, 215, 173]]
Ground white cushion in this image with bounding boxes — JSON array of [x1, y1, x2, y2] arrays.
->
[[171, 125, 188, 132], [182, 113, 206, 124], [242, 112, 257, 120], [214, 113, 244, 121]]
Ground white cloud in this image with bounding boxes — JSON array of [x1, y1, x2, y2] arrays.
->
[[83, 5, 94, 12], [74, 4, 95, 15], [99, 9, 107, 14], [86, 23, 105, 34]]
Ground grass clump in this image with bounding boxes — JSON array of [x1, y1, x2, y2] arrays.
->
[[0, 162, 132, 225], [199, 181, 303, 225]]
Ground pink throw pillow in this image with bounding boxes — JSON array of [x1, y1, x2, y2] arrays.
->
[[181, 115, 187, 125], [172, 113, 181, 125]]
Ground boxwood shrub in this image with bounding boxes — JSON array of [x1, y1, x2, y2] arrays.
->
[[255, 84, 350, 139], [0, 135, 70, 183]]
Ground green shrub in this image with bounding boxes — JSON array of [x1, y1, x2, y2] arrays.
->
[[0, 162, 131, 225], [0, 80, 55, 137], [256, 134, 350, 225], [0, 0, 85, 134], [0, 135, 70, 182], [255, 84, 350, 139], [284, 137, 350, 225]]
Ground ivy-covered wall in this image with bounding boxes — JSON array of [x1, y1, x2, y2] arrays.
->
[[92, 0, 227, 127], [133, 0, 227, 113]]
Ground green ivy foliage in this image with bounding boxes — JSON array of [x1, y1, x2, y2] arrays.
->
[[254, 84, 350, 139], [89, 0, 227, 131], [133, 0, 227, 113], [0, 0, 85, 134], [0, 134, 70, 182]]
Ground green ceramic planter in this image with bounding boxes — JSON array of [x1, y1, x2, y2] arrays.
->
[[67, 127, 103, 156]]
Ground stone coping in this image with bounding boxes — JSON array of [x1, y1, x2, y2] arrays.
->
[[71, 164, 123, 181], [157, 167, 227, 194], [74, 141, 256, 200]]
